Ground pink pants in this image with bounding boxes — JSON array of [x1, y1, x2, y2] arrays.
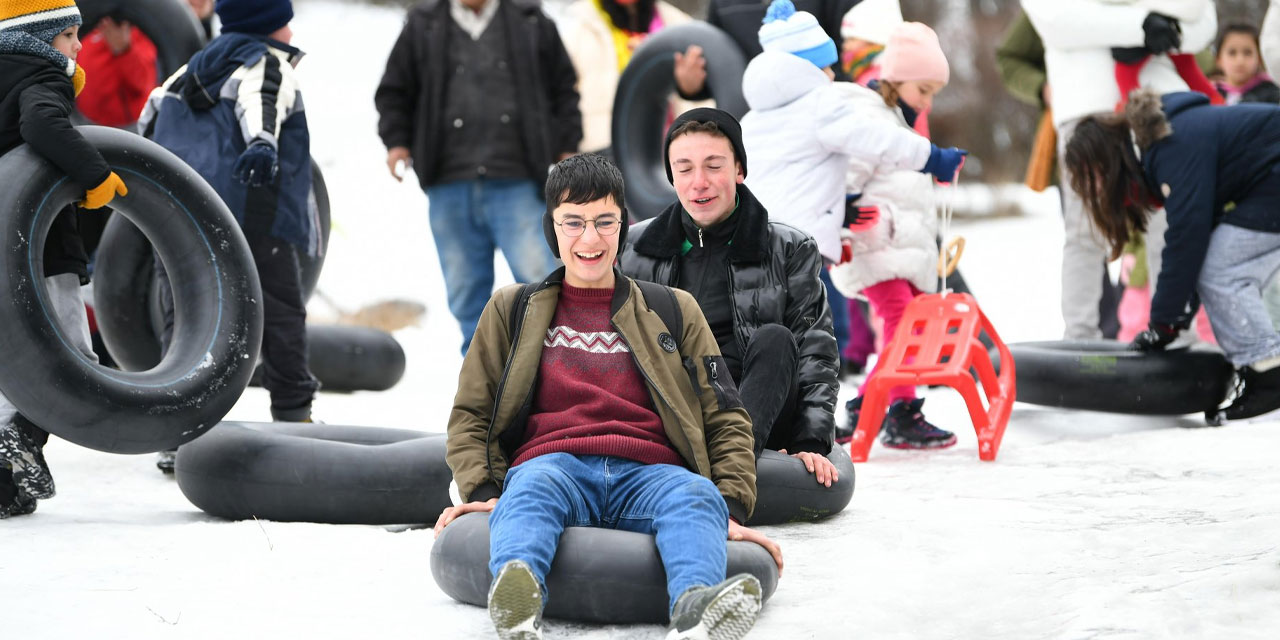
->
[[857, 279, 922, 403]]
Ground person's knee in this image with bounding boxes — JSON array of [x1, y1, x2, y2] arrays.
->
[[747, 324, 797, 361]]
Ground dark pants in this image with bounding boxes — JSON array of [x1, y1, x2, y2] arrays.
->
[[738, 324, 800, 456], [158, 234, 318, 413]]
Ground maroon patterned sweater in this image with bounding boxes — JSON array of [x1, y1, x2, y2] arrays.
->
[[511, 283, 684, 468]]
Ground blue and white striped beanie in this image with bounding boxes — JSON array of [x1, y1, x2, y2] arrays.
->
[[0, 0, 83, 77], [757, 0, 838, 70]]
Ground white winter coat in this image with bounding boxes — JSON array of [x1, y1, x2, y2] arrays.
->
[[827, 83, 938, 298], [740, 51, 931, 263], [1264, 0, 1280, 81], [560, 0, 698, 153], [1022, 0, 1217, 127]]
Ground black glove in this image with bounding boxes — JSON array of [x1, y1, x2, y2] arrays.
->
[[1129, 322, 1180, 351], [1142, 12, 1181, 54], [1111, 46, 1150, 64]]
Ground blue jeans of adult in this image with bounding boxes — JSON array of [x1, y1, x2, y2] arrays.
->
[[820, 268, 850, 360], [488, 453, 730, 614], [425, 178, 558, 353]]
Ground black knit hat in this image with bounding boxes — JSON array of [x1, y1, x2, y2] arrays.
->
[[216, 0, 293, 36], [663, 107, 748, 184]]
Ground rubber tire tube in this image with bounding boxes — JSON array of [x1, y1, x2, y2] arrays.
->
[[1006, 340, 1233, 415], [431, 512, 779, 624], [747, 445, 855, 526], [0, 126, 262, 453], [77, 0, 207, 85], [248, 324, 407, 392], [175, 422, 451, 524], [611, 22, 748, 220], [95, 159, 331, 371]]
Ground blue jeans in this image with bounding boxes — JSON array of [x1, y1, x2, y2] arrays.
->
[[820, 268, 849, 359], [488, 453, 730, 613], [425, 178, 558, 353], [1197, 223, 1280, 367]]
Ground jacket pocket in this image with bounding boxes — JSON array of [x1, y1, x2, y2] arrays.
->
[[683, 356, 702, 396], [703, 356, 743, 411]]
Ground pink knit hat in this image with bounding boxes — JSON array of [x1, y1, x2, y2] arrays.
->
[[879, 22, 949, 85]]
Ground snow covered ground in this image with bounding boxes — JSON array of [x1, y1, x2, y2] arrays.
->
[[4, 2, 1279, 638]]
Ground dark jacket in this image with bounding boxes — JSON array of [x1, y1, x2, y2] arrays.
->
[[1215, 78, 1280, 105], [141, 35, 318, 255], [0, 54, 111, 281], [374, 0, 582, 190], [447, 268, 757, 522], [1131, 90, 1280, 324], [707, 0, 859, 64], [620, 184, 838, 455]]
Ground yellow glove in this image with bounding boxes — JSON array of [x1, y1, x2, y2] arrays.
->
[[80, 171, 128, 209]]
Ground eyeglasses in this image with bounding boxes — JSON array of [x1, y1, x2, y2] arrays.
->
[[554, 216, 622, 237]]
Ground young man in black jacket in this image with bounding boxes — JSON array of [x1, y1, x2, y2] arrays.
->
[[0, 0, 127, 517], [375, 0, 582, 354], [620, 108, 840, 486]]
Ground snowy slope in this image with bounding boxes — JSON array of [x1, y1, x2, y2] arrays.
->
[[3, 2, 1279, 638]]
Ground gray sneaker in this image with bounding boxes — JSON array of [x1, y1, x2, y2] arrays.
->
[[666, 574, 762, 640], [488, 560, 543, 640], [0, 421, 54, 500]]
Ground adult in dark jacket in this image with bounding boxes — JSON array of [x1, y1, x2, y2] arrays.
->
[[375, 0, 582, 354], [1065, 89, 1280, 420], [620, 108, 840, 486]]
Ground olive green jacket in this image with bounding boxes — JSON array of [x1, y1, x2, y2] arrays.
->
[[446, 269, 757, 522], [996, 12, 1048, 110]]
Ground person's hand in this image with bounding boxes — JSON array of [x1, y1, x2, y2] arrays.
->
[[1142, 12, 1182, 54], [1041, 82, 1052, 109], [674, 45, 707, 96], [81, 171, 128, 209], [187, 0, 214, 19], [233, 141, 278, 186], [729, 519, 783, 576], [844, 201, 879, 232], [387, 146, 412, 182], [99, 17, 133, 55], [1129, 322, 1180, 351], [779, 449, 838, 488], [922, 146, 968, 183], [434, 498, 497, 537]]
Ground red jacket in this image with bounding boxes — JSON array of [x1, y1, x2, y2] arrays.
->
[[76, 27, 157, 126]]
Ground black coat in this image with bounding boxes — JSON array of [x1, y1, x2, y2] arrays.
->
[[374, 0, 581, 191], [620, 184, 839, 455], [0, 55, 111, 281]]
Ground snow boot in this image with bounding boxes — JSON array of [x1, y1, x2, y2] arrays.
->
[[666, 573, 762, 640], [488, 560, 543, 640], [1223, 365, 1280, 420], [0, 467, 37, 518], [156, 449, 177, 473], [0, 419, 54, 500], [835, 397, 861, 444], [879, 398, 957, 450]]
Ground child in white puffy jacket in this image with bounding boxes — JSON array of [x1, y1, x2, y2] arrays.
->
[[1107, 0, 1223, 106], [829, 22, 964, 451]]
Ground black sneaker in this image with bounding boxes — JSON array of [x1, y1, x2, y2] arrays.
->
[[666, 574, 762, 640], [0, 421, 55, 500], [1223, 365, 1280, 420], [879, 398, 957, 450], [835, 397, 862, 444], [488, 560, 543, 640], [156, 449, 177, 474]]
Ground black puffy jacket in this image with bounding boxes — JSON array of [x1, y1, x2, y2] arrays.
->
[[620, 184, 838, 454]]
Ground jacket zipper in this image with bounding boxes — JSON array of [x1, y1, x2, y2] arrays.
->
[[698, 227, 704, 248], [486, 293, 534, 490]]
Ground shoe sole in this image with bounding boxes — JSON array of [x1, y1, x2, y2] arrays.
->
[[669, 576, 763, 640], [0, 428, 54, 500], [489, 563, 542, 640], [881, 434, 958, 450]]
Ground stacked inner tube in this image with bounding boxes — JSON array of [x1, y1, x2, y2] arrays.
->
[[0, 126, 261, 453], [431, 512, 780, 624], [175, 422, 452, 525], [612, 22, 748, 220], [95, 160, 331, 372], [748, 445, 855, 525], [1007, 340, 1234, 415], [248, 324, 407, 392]]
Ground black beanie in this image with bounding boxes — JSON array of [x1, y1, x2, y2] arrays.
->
[[663, 108, 748, 184], [216, 0, 293, 36]]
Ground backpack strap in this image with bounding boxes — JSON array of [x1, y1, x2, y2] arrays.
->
[[507, 282, 540, 345], [634, 280, 683, 350]]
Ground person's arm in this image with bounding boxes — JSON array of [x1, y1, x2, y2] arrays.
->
[[18, 82, 111, 191], [1022, 0, 1147, 51], [1148, 153, 1218, 330], [117, 29, 158, 107], [817, 99, 933, 173], [995, 12, 1048, 109], [675, 290, 756, 524], [374, 17, 422, 155], [136, 65, 185, 138], [446, 288, 518, 503], [780, 235, 838, 455], [233, 51, 298, 150], [539, 15, 583, 158]]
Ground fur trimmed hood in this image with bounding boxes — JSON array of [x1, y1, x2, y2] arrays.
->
[[1124, 88, 1211, 151]]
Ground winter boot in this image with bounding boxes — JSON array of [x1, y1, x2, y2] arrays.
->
[[0, 420, 55, 500], [0, 467, 37, 519], [488, 560, 543, 640], [835, 397, 862, 444], [156, 449, 177, 474], [666, 573, 762, 640], [879, 398, 957, 450], [270, 403, 313, 423], [1223, 365, 1280, 420]]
